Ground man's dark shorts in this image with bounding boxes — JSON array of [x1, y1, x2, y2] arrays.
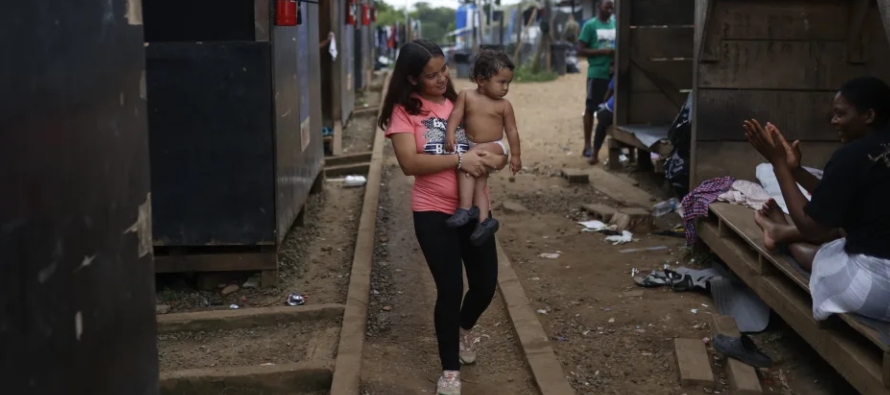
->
[[586, 77, 610, 113]]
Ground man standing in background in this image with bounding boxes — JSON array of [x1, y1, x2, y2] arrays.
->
[[563, 14, 580, 44], [577, 0, 615, 159]]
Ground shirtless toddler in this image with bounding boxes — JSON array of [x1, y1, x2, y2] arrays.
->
[[444, 49, 522, 245]]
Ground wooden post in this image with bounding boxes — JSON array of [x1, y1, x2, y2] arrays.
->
[[545, 0, 554, 70], [613, 0, 630, 125], [513, 8, 538, 63], [879, 0, 890, 46]]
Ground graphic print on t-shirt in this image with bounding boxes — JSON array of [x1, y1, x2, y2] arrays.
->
[[868, 143, 890, 167], [421, 116, 469, 155], [596, 28, 616, 49]]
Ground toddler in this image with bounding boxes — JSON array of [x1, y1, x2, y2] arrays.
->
[[444, 49, 522, 245]]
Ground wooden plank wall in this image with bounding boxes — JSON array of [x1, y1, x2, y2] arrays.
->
[[691, 0, 890, 186], [614, 0, 695, 126]]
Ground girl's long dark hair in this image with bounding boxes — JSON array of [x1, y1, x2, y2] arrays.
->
[[378, 39, 458, 130]]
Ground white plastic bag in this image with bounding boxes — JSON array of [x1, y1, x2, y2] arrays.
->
[[328, 36, 338, 61]]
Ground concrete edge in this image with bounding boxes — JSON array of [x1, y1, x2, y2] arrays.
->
[[159, 360, 333, 394], [495, 237, 577, 395], [329, 70, 392, 395], [157, 304, 345, 334]]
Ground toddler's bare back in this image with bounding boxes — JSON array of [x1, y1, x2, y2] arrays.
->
[[463, 89, 509, 143]]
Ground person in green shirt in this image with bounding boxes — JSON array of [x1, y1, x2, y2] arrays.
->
[[577, 0, 616, 159]]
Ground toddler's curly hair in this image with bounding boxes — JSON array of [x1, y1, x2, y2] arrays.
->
[[469, 49, 515, 81]]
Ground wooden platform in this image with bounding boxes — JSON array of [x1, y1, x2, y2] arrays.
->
[[698, 202, 890, 394], [607, 125, 673, 173]]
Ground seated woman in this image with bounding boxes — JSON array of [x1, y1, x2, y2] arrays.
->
[[745, 76, 890, 322]]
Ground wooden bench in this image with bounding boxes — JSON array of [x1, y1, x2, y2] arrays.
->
[[607, 124, 673, 172], [698, 202, 890, 394]]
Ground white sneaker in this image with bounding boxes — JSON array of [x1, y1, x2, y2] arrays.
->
[[459, 328, 476, 364], [437, 370, 461, 395]]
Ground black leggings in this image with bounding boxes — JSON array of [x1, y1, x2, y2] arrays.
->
[[413, 211, 499, 371]]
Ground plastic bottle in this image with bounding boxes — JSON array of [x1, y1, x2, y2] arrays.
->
[[344, 175, 367, 187], [652, 198, 680, 217]]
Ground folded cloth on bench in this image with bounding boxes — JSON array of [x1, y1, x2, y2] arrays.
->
[[681, 176, 735, 245], [812, 238, 890, 329], [717, 180, 771, 210], [756, 163, 823, 214]]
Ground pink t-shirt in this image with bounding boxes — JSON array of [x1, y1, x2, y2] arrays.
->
[[384, 96, 488, 214]]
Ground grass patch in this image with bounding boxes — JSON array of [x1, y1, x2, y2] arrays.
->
[[513, 63, 558, 83]]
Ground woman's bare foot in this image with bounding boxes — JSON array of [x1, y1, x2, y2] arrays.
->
[[760, 199, 788, 224], [753, 211, 779, 250]]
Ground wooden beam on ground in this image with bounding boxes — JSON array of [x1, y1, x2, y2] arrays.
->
[[712, 315, 763, 394], [674, 338, 715, 387], [324, 162, 371, 178], [587, 167, 655, 210], [325, 152, 373, 167]]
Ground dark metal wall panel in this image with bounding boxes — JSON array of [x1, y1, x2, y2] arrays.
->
[[142, 0, 256, 42], [364, 24, 374, 80], [308, 3, 326, 147], [354, 27, 364, 90], [146, 42, 276, 245], [0, 1, 157, 394], [272, 25, 304, 244], [340, 12, 356, 123]]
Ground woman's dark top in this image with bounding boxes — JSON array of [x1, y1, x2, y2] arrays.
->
[[805, 129, 890, 260]]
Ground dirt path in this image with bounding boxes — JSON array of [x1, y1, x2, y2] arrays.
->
[[360, 154, 539, 395]]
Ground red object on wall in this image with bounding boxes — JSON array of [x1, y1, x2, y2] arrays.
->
[[346, 0, 357, 25], [361, 4, 370, 26], [370, 5, 377, 22], [275, 0, 298, 26]]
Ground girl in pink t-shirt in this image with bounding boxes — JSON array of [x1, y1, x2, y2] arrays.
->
[[378, 39, 507, 395]]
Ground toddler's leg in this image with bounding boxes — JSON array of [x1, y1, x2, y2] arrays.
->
[[474, 174, 489, 221], [470, 173, 500, 246], [458, 170, 475, 211], [445, 147, 482, 228]]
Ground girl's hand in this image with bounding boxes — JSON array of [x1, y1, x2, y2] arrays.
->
[[766, 122, 802, 170], [510, 155, 522, 175], [744, 119, 787, 166], [460, 151, 491, 177]]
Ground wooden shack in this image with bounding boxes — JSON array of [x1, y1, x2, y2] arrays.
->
[[2, 0, 158, 392], [693, 1, 890, 393], [608, 0, 694, 170], [144, 0, 325, 286]]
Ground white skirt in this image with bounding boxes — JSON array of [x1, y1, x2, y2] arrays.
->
[[811, 238, 890, 321]]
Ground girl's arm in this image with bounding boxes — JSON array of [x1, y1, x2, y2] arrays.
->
[[390, 133, 490, 177]]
